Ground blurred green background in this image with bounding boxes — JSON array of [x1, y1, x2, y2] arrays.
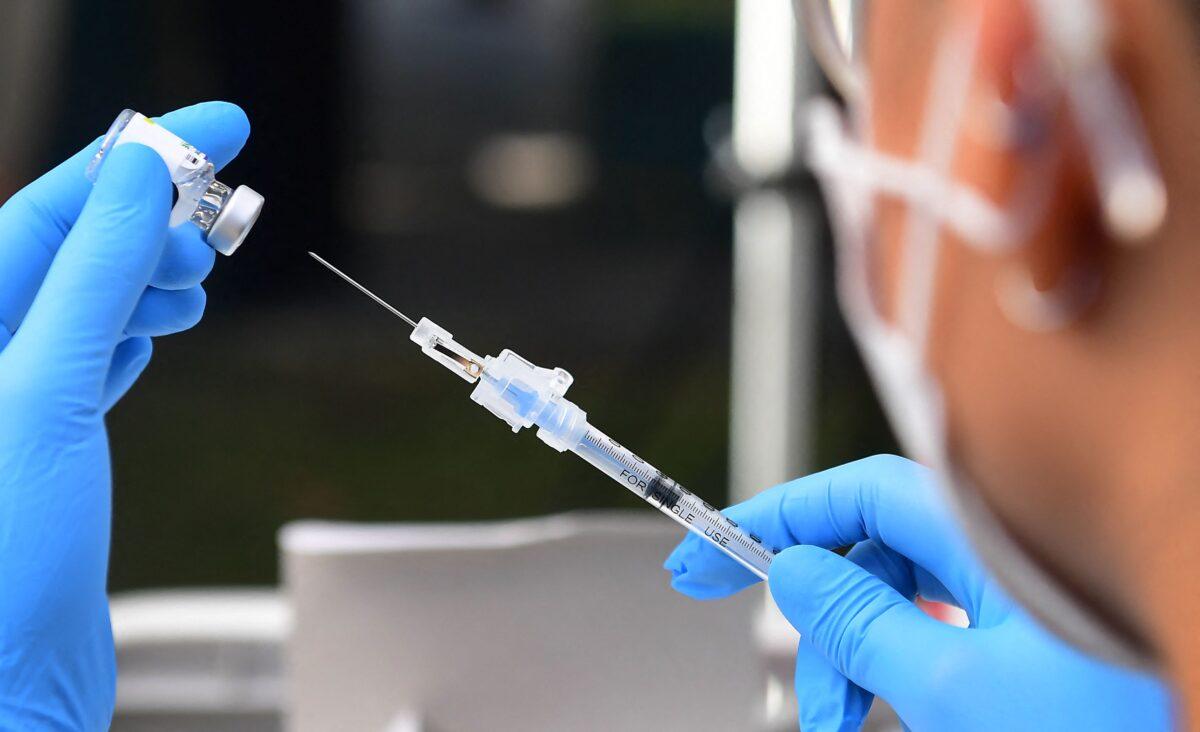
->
[[6, 0, 893, 591]]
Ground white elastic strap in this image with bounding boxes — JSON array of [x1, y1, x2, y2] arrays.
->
[[900, 16, 982, 350], [808, 101, 1015, 252]]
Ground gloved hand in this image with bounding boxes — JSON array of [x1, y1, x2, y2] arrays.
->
[[664, 455, 1172, 731], [0, 102, 250, 729]]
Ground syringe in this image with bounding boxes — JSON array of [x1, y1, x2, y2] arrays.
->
[[310, 252, 776, 580]]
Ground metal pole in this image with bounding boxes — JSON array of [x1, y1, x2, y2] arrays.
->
[[729, 2, 822, 728], [729, 0, 819, 504]]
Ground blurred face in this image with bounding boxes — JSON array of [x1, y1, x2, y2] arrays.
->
[[852, 0, 1163, 650], [802, 0, 1200, 714]]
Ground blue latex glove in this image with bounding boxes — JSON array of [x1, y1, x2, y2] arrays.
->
[[0, 102, 250, 729], [664, 455, 1172, 731]]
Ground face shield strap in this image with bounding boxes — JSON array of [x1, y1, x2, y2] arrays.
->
[[806, 103, 1063, 263], [808, 101, 1018, 253]]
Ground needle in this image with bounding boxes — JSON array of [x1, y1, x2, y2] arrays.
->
[[308, 251, 418, 328]]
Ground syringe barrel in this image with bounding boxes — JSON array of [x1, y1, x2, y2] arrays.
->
[[565, 423, 775, 580], [470, 346, 774, 579]]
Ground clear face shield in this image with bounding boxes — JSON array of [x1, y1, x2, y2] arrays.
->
[[796, 0, 1166, 668]]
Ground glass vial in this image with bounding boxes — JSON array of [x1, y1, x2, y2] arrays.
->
[[86, 109, 264, 255]]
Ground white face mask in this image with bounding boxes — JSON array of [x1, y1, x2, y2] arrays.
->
[[806, 18, 1157, 669]]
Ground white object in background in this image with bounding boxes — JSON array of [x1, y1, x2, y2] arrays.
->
[[467, 132, 594, 210], [282, 511, 762, 732], [733, 0, 803, 178], [381, 711, 424, 732], [731, 3, 825, 729], [109, 588, 287, 732]]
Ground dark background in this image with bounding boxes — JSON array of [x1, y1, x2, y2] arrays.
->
[[17, 0, 893, 591]]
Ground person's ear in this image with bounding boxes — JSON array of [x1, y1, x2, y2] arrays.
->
[[953, 0, 1102, 328]]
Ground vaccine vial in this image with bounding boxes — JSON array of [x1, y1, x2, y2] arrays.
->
[[85, 109, 264, 255]]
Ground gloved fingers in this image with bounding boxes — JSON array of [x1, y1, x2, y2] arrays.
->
[[664, 455, 928, 599], [667, 522, 939, 607], [912, 564, 959, 608], [794, 636, 875, 732], [0, 102, 248, 333], [695, 541, 927, 731], [124, 286, 206, 337], [0, 195, 59, 347], [101, 337, 153, 412], [150, 225, 216, 290], [844, 539, 917, 599], [789, 540, 932, 731], [151, 102, 251, 173], [665, 455, 988, 614], [0, 323, 10, 352], [768, 544, 960, 701], [667, 529, 758, 598], [6, 144, 170, 407], [991, 610, 1174, 729], [1, 100, 248, 256], [848, 532, 968, 621]]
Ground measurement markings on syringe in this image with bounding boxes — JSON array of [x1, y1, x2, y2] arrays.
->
[[589, 430, 663, 491], [673, 493, 776, 563], [585, 428, 774, 565], [588, 430, 647, 469], [645, 475, 774, 564]]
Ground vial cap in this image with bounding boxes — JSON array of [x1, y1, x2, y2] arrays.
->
[[207, 185, 265, 256]]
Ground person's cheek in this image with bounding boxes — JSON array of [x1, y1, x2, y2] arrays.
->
[[862, 1, 947, 324]]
